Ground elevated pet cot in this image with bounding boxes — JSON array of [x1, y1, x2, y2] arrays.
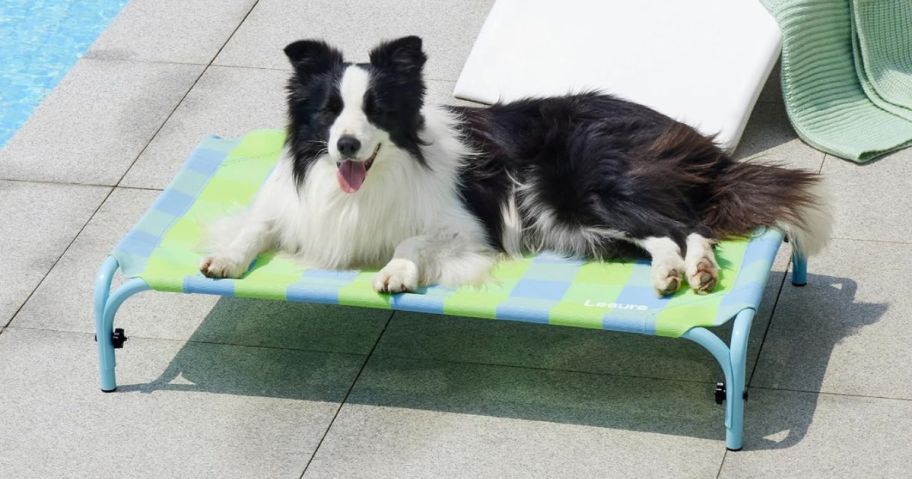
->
[[94, 131, 808, 451]]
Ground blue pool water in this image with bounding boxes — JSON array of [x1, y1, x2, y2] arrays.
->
[[0, 0, 129, 147]]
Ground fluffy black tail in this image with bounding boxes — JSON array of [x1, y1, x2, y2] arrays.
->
[[704, 161, 832, 255]]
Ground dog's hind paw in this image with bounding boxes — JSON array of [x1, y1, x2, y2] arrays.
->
[[686, 255, 719, 294], [684, 234, 720, 295], [373, 259, 419, 293], [200, 254, 247, 279], [651, 259, 685, 297]]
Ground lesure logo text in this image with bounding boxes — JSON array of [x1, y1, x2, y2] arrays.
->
[[583, 300, 648, 311]]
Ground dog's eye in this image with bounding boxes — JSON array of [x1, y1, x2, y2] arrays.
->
[[363, 93, 376, 116], [365, 94, 393, 122], [326, 95, 343, 115]]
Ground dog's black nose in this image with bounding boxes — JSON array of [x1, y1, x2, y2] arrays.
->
[[337, 136, 361, 157]]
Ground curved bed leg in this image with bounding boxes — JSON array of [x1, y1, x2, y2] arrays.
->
[[791, 251, 808, 286], [726, 309, 754, 451], [682, 308, 755, 451], [94, 257, 119, 392], [93, 257, 150, 392]]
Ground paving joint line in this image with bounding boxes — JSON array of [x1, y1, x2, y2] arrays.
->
[[829, 236, 912, 246], [0, 177, 168, 192], [200, 62, 291, 73], [747, 271, 788, 386], [373, 350, 723, 386], [299, 310, 396, 478], [112, 0, 262, 190], [80, 56, 209, 68], [715, 449, 728, 479], [748, 384, 912, 403], [4, 0, 264, 329], [109, 73, 204, 188], [748, 151, 828, 386], [112, 184, 165, 192], [3, 185, 115, 329], [5, 0, 262, 333], [4, 324, 370, 358], [0, 177, 115, 188]]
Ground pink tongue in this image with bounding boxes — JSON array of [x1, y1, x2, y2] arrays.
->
[[336, 160, 367, 193]]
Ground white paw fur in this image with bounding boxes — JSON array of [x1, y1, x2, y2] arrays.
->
[[684, 234, 719, 294], [637, 236, 686, 296], [651, 255, 685, 296], [373, 258, 419, 293], [199, 254, 248, 279]]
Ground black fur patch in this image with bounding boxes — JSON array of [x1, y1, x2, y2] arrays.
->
[[366, 36, 429, 166], [283, 40, 346, 186], [451, 92, 821, 258], [451, 93, 706, 254]]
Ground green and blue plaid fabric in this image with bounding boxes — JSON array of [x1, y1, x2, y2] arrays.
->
[[112, 130, 782, 338]]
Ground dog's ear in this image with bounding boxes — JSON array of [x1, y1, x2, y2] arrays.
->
[[283, 40, 343, 77], [369, 36, 427, 77]]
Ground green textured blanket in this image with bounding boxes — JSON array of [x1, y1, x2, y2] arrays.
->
[[765, 0, 912, 162]]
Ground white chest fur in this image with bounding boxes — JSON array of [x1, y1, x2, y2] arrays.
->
[[266, 106, 484, 269]]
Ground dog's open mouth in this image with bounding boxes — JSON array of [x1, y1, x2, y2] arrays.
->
[[336, 143, 381, 193]]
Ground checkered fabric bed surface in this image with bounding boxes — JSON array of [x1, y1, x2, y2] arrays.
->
[[112, 130, 782, 338]]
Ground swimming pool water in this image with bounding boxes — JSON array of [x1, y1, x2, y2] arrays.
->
[[0, 0, 129, 147]]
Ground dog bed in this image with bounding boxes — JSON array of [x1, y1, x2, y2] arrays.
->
[[94, 130, 807, 451], [453, 0, 782, 152]]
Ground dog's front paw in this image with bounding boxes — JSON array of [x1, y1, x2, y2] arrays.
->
[[373, 259, 419, 293], [199, 254, 247, 279], [651, 257, 685, 297]]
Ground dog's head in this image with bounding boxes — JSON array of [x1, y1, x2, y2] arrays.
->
[[283, 36, 428, 193]]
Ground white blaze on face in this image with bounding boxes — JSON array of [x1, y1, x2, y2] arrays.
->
[[328, 65, 378, 161]]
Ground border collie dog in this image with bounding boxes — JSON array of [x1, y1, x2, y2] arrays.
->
[[200, 36, 832, 296]]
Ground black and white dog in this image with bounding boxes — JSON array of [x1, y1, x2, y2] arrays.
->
[[200, 36, 831, 296]]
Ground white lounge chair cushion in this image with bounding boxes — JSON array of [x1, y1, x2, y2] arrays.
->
[[454, 0, 782, 152]]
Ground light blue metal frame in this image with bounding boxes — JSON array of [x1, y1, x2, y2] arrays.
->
[[792, 251, 808, 286], [681, 249, 808, 450], [91, 249, 810, 449], [93, 256, 149, 392], [682, 309, 753, 450]]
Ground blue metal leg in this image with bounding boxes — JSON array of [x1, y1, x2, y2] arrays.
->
[[682, 308, 755, 451], [94, 257, 119, 391], [726, 309, 754, 450], [93, 256, 150, 392], [792, 250, 808, 286]]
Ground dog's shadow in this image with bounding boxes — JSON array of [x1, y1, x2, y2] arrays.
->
[[118, 272, 884, 450]]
